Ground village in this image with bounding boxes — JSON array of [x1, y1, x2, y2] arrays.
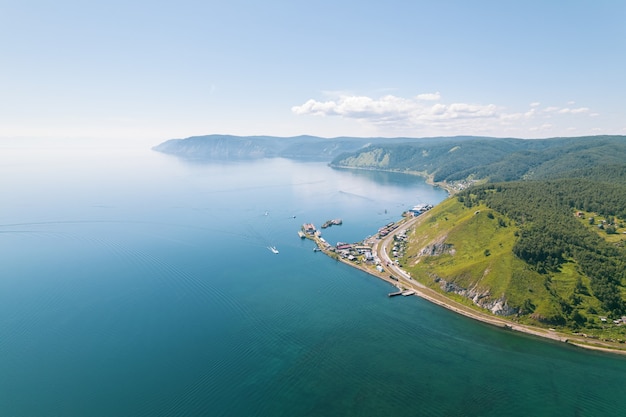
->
[[298, 204, 433, 294]]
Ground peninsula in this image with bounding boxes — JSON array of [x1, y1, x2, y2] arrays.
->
[[155, 133, 626, 354], [304, 210, 626, 356]]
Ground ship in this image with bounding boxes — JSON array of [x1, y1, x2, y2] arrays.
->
[[321, 218, 343, 229], [268, 246, 279, 254]]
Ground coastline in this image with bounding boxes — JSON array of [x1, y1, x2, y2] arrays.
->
[[328, 164, 465, 195], [309, 214, 626, 356]]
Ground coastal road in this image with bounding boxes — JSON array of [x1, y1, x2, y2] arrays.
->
[[314, 213, 626, 354], [374, 215, 425, 289], [370, 215, 614, 353]]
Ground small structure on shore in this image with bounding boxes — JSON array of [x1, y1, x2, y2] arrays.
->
[[302, 223, 316, 235], [409, 204, 433, 217]]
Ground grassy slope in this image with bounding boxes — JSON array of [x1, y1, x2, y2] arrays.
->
[[401, 198, 614, 332]]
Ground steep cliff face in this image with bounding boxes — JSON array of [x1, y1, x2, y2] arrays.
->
[[433, 275, 519, 316]]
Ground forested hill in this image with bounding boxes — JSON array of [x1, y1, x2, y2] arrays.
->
[[153, 134, 404, 161], [395, 135, 626, 338], [153, 135, 626, 182], [152, 134, 493, 161], [330, 135, 626, 183]]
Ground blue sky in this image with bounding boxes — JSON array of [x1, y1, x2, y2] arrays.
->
[[1, 0, 625, 143]]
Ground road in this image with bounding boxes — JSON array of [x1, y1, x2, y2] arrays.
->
[[312, 214, 626, 355]]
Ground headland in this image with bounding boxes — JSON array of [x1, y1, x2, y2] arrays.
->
[[301, 215, 626, 356]]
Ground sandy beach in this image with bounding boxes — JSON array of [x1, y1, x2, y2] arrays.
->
[[312, 215, 626, 356]]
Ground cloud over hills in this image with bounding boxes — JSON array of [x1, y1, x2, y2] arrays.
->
[[292, 93, 599, 137]]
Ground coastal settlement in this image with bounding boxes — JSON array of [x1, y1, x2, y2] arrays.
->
[[299, 205, 626, 356]]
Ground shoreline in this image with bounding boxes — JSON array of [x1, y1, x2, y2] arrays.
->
[[329, 164, 464, 195], [309, 215, 626, 356]]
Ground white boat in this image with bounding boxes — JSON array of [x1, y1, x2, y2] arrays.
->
[[268, 246, 279, 254]]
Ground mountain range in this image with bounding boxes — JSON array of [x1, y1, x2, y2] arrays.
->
[[155, 134, 626, 338]]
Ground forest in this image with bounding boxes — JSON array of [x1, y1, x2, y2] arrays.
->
[[331, 135, 626, 183], [457, 179, 626, 319]]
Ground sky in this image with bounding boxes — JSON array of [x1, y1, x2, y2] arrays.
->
[[1, 0, 625, 144]]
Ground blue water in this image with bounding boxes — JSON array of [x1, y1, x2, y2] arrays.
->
[[1, 140, 626, 416]]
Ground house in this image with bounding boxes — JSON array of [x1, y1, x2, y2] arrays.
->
[[409, 204, 433, 216], [354, 245, 372, 254]]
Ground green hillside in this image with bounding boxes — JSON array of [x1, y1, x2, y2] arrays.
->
[[331, 135, 626, 184], [335, 135, 626, 338], [403, 180, 626, 337]]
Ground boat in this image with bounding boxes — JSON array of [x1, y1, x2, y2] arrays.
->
[[401, 290, 415, 296], [268, 246, 279, 254], [321, 218, 343, 228], [313, 247, 322, 252]]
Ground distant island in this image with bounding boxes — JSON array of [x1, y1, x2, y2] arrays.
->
[[155, 134, 626, 353]]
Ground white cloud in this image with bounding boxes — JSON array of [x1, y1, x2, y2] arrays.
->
[[529, 123, 553, 132], [292, 94, 499, 130], [416, 92, 441, 101], [292, 94, 599, 137], [557, 107, 590, 114]]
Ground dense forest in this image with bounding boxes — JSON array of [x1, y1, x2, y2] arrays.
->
[[331, 135, 626, 183], [328, 134, 626, 331], [153, 134, 434, 161], [458, 180, 626, 319]]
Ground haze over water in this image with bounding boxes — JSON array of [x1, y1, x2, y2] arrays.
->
[[2, 140, 626, 416]]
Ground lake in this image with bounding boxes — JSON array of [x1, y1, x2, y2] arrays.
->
[[1, 139, 625, 416]]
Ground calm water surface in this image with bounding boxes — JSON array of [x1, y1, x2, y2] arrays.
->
[[1, 140, 625, 416]]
